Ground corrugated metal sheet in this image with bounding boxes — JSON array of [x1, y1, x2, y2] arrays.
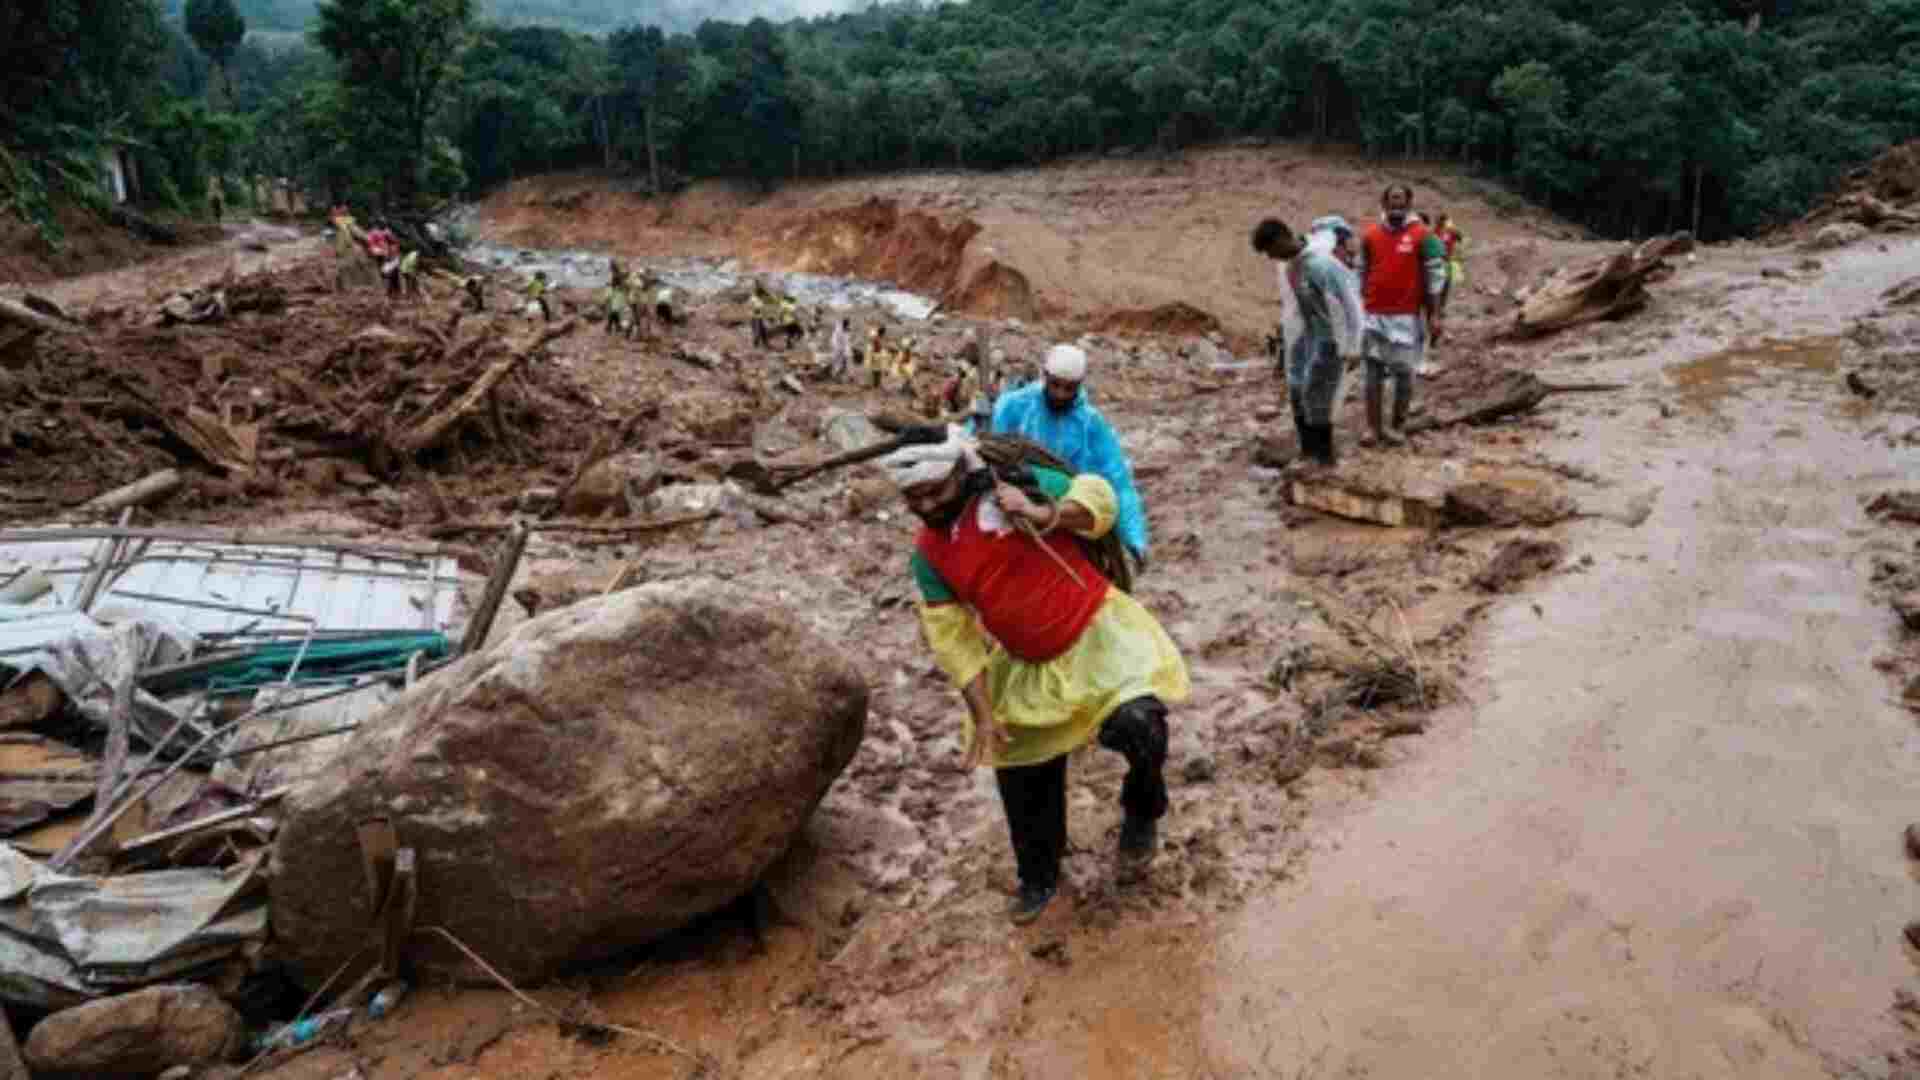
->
[[0, 536, 459, 638]]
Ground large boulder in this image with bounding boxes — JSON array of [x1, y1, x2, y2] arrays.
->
[[269, 577, 867, 988], [23, 985, 244, 1075]]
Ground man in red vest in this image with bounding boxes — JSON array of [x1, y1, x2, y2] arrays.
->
[[1356, 185, 1449, 445], [882, 426, 1190, 924]]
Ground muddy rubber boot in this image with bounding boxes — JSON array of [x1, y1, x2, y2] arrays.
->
[[1384, 371, 1412, 446], [1118, 815, 1158, 863], [1009, 882, 1057, 925], [1363, 380, 1385, 447]]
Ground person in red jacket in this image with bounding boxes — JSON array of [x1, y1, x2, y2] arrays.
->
[[1355, 185, 1448, 446], [883, 426, 1189, 924]]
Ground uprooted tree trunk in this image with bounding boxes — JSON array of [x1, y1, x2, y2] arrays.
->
[[1501, 233, 1693, 340], [1405, 370, 1625, 433], [0, 296, 83, 338]]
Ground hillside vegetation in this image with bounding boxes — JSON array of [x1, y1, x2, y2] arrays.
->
[[5, 0, 1918, 247]]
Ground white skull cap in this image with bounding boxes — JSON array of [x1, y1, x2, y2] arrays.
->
[[1043, 344, 1088, 382]]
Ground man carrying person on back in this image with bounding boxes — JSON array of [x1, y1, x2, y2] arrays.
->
[[1355, 185, 1447, 446], [881, 426, 1189, 923], [991, 344, 1150, 573]]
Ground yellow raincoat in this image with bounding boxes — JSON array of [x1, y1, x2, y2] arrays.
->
[[915, 472, 1189, 768]]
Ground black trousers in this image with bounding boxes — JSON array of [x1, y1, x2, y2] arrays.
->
[[993, 696, 1169, 891]]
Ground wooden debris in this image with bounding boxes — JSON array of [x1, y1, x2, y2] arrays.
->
[[80, 469, 182, 513], [0, 733, 98, 835], [459, 522, 531, 655], [426, 511, 719, 540], [392, 320, 577, 456], [0, 674, 63, 731], [1502, 233, 1692, 340], [118, 786, 290, 855], [0, 295, 82, 337], [1406, 371, 1625, 434]]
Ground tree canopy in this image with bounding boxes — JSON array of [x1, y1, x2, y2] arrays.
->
[[5, 0, 1920, 244]]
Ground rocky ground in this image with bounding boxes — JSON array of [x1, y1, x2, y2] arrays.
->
[[3, 142, 1919, 1079]]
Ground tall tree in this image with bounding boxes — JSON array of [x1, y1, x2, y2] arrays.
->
[[611, 25, 690, 195], [185, 0, 247, 106], [312, 0, 474, 205]]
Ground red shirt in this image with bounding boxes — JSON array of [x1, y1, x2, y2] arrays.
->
[[1361, 221, 1432, 316], [916, 498, 1108, 663]]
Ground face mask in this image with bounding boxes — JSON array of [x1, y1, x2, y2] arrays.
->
[[1386, 210, 1409, 229]]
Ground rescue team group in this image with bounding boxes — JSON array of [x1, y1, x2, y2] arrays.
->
[[329, 187, 1462, 925]]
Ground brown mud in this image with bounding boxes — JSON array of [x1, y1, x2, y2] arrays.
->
[[6, 142, 1920, 1079]]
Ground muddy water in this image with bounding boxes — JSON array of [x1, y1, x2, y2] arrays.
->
[[1206, 238, 1920, 1077], [457, 239, 941, 320]]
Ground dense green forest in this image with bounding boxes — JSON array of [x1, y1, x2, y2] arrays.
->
[[4, 0, 1918, 250]]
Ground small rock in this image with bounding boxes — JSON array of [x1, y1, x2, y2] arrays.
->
[[1796, 257, 1824, 272], [1253, 404, 1281, 422], [1894, 592, 1920, 632], [1029, 940, 1071, 967], [1905, 824, 1920, 860], [515, 485, 558, 512], [819, 408, 883, 454], [1761, 267, 1788, 279], [845, 474, 894, 519], [562, 460, 625, 517], [1182, 755, 1218, 783], [1803, 222, 1868, 252], [23, 984, 246, 1075], [159, 1067, 194, 1080], [1905, 920, 1920, 950]]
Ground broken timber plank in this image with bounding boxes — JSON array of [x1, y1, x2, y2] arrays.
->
[[393, 319, 576, 455], [0, 296, 82, 337], [1405, 372, 1626, 434], [79, 469, 183, 513]]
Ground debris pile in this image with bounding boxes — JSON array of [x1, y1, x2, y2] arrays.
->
[[2, 263, 596, 513], [1799, 139, 1920, 241], [1501, 233, 1694, 339], [0, 521, 466, 1069]]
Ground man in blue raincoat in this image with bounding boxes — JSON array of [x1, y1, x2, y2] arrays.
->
[[990, 343, 1150, 572]]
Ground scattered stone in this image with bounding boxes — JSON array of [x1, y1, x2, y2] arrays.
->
[[1253, 404, 1281, 422], [1802, 222, 1869, 252], [1895, 592, 1920, 632], [1761, 267, 1789, 279], [561, 459, 626, 517], [1905, 823, 1920, 860], [1444, 483, 1576, 528], [1869, 492, 1920, 526], [1181, 755, 1218, 783], [820, 408, 883, 454], [844, 473, 895, 519], [1250, 431, 1298, 469], [1848, 371, 1879, 400], [1906, 919, 1920, 950], [23, 985, 246, 1075], [1796, 257, 1824, 272], [270, 578, 869, 989], [1028, 940, 1070, 968], [1473, 539, 1567, 593]]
